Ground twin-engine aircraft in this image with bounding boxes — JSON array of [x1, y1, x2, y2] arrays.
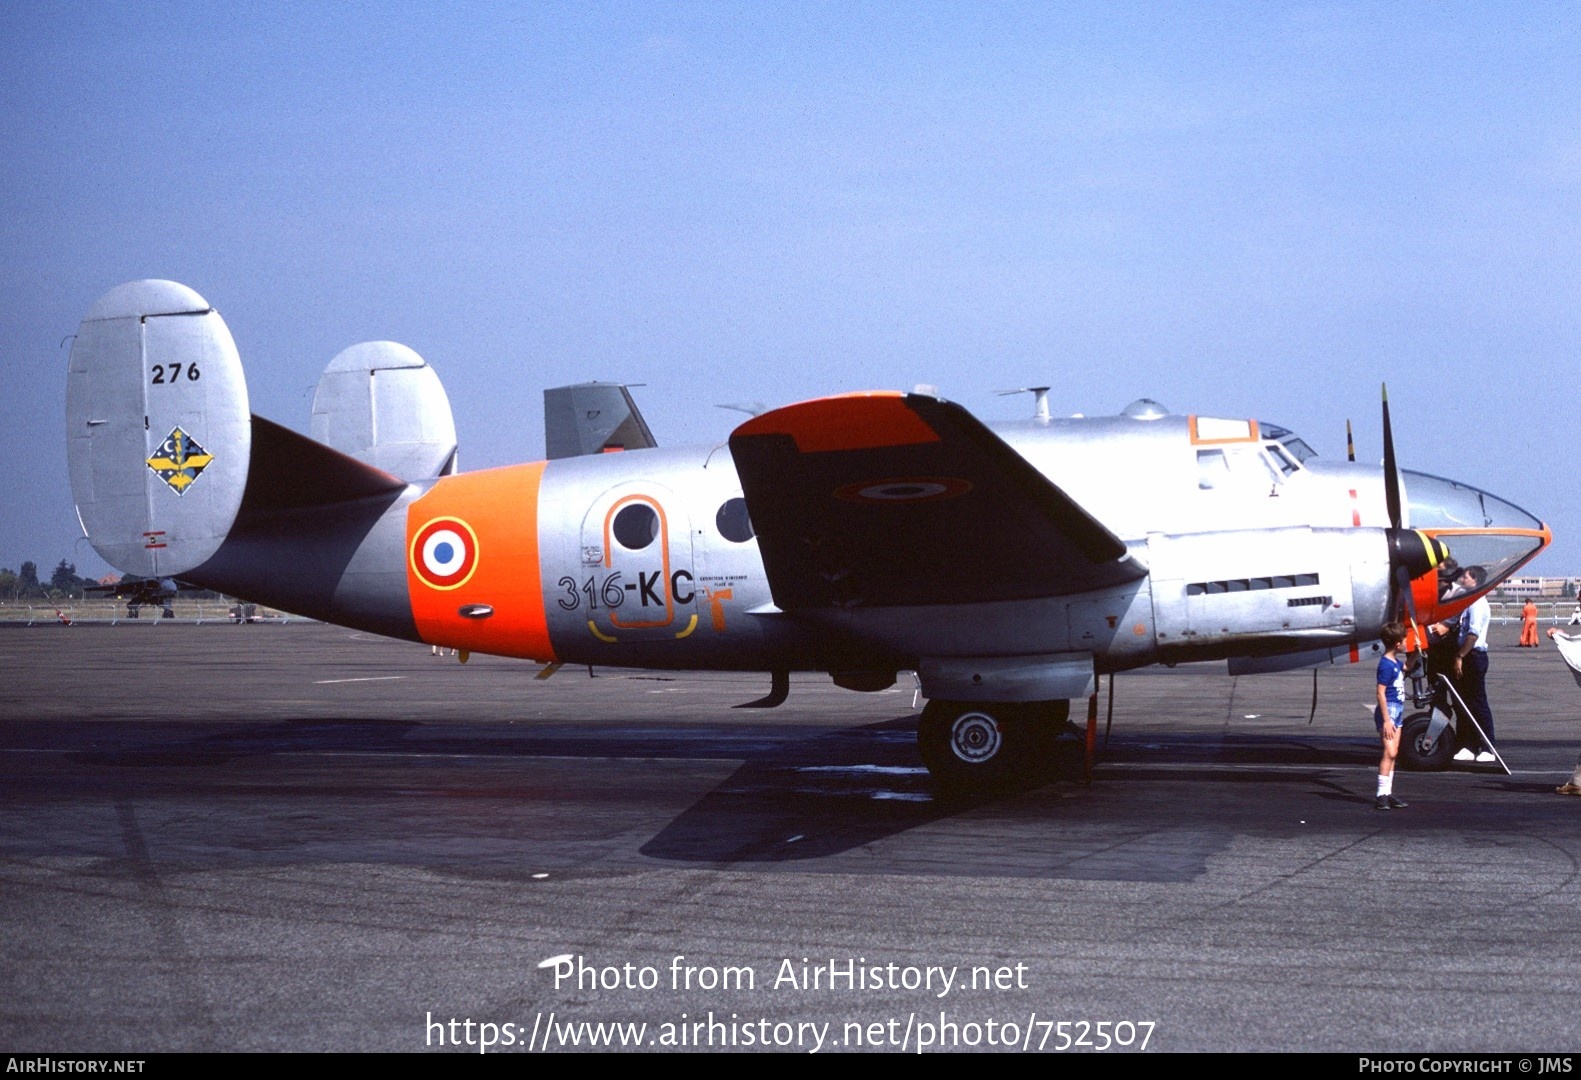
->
[[84, 574, 182, 619], [66, 281, 1550, 786]]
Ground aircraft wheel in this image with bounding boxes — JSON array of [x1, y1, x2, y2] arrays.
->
[[919, 701, 1036, 790], [1399, 711, 1455, 772]]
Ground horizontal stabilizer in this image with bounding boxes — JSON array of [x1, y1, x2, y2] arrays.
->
[[66, 280, 251, 577], [310, 342, 458, 480], [729, 392, 1145, 609], [243, 415, 406, 512], [544, 382, 657, 458]]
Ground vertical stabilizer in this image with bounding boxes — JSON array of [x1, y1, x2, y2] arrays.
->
[[310, 341, 458, 480], [544, 382, 657, 458], [66, 281, 251, 577]]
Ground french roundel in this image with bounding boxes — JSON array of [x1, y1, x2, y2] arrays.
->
[[411, 517, 479, 590], [834, 476, 973, 503]]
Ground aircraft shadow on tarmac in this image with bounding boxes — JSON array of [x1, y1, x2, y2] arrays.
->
[[69, 715, 1062, 865], [50, 713, 1460, 880], [636, 718, 1065, 864]]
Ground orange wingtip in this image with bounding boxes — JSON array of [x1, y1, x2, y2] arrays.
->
[[732, 392, 941, 453]]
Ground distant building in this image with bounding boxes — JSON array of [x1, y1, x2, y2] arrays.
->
[[1497, 576, 1578, 598]]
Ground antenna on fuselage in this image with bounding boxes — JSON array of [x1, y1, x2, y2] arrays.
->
[[996, 386, 1050, 420]]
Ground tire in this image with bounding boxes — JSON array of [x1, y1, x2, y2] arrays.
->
[[1399, 710, 1456, 771], [918, 701, 1064, 790]]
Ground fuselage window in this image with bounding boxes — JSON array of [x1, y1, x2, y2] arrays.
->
[[612, 503, 659, 549], [716, 497, 754, 543]]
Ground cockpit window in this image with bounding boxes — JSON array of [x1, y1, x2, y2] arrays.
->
[[1254, 422, 1316, 464], [1267, 443, 1302, 476], [1199, 445, 1284, 491], [1196, 448, 1229, 489], [1280, 437, 1316, 463], [1252, 449, 1282, 485]]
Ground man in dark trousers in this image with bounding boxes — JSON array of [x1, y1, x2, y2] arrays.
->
[[1434, 565, 1496, 764]]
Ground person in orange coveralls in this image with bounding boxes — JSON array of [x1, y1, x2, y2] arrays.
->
[[1520, 599, 1540, 647]]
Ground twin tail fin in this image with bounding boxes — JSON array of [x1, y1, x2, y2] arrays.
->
[[66, 280, 456, 582]]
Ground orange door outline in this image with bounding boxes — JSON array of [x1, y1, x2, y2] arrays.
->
[[604, 493, 675, 629]]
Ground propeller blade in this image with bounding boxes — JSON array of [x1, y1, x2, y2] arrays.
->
[[1395, 563, 1421, 629], [1377, 389, 1444, 652], [1381, 383, 1402, 530], [1393, 563, 1425, 665], [1346, 419, 1355, 462]]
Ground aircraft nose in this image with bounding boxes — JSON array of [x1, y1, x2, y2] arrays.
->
[[1404, 470, 1544, 535], [1402, 469, 1550, 620]]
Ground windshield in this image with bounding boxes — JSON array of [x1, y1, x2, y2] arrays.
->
[[1255, 421, 1316, 465]]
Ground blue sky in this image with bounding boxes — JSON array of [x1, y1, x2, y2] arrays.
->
[[3, 1, 1576, 581]]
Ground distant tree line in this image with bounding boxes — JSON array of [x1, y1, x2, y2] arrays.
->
[[0, 560, 88, 601], [0, 560, 220, 601]]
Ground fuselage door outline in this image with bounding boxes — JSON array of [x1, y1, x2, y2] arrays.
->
[[605, 493, 676, 629], [575, 483, 697, 641]]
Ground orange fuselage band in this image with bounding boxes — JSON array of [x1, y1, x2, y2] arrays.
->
[[406, 461, 555, 662]]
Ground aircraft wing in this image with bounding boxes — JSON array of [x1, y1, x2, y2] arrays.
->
[[728, 392, 1146, 610]]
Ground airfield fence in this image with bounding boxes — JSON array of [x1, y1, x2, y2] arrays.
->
[[1488, 599, 1580, 625], [0, 599, 1573, 628]]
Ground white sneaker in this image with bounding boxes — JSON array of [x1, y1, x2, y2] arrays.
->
[[1475, 751, 1497, 763], [1453, 748, 1475, 762]]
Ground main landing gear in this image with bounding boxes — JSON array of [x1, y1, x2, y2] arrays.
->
[[917, 699, 1070, 789]]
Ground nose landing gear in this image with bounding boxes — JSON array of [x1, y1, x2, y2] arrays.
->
[[1398, 710, 1456, 771]]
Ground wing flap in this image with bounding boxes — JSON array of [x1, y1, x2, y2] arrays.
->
[[729, 392, 1144, 609]]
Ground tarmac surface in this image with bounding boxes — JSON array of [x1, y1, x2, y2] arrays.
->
[[3, 621, 1580, 1053]]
